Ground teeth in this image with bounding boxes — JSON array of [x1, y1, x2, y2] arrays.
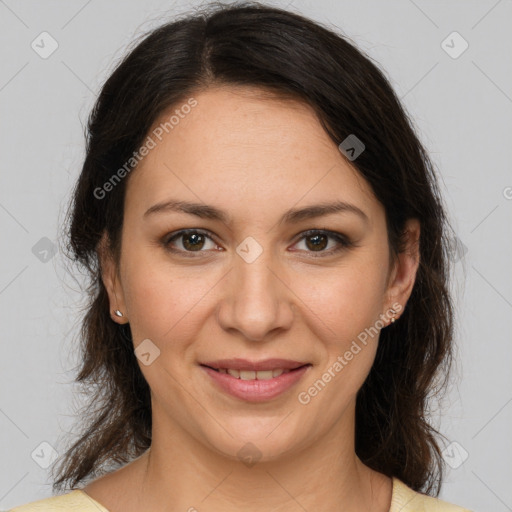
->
[[255, 370, 273, 380], [220, 368, 291, 379]]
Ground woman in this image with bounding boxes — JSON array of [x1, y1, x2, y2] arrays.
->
[[11, 2, 471, 511]]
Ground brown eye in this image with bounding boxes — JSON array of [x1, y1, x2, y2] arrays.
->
[[164, 229, 218, 255], [304, 233, 328, 251], [181, 232, 206, 251], [292, 229, 353, 257], [162, 228, 353, 258]]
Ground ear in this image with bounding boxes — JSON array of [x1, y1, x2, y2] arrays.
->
[[97, 232, 128, 324], [383, 218, 420, 322]]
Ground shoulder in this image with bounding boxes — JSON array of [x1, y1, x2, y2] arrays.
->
[[391, 477, 472, 511], [8, 490, 109, 512]]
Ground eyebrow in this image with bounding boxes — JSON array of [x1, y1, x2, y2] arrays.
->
[[143, 199, 369, 225]]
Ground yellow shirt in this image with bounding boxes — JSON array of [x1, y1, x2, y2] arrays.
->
[[8, 477, 472, 511]]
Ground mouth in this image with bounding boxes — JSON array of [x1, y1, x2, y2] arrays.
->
[[199, 359, 312, 402]]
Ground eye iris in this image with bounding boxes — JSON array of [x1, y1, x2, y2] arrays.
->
[[183, 233, 205, 251], [306, 233, 328, 251]]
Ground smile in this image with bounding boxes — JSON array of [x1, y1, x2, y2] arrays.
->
[[200, 363, 312, 402]]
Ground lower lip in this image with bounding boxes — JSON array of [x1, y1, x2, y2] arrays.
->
[[201, 365, 311, 402]]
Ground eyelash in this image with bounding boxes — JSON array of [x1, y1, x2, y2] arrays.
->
[[162, 228, 354, 258]]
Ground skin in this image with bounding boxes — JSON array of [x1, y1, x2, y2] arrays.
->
[[85, 85, 420, 512]]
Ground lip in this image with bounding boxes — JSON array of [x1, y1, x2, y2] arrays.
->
[[199, 358, 308, 371], [200, 362, 311, 402]]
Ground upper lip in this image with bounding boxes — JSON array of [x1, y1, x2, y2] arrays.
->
[[200, 358, 309, 371]]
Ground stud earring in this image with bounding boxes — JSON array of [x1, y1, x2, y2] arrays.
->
[[112, 279, 124, 318], [389, 309, 396, 324]]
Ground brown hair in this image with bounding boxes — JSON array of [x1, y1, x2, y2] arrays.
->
[[53, 1, 456, 496]]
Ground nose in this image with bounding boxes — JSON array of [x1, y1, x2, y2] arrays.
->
[[216, 241, 294, 342]]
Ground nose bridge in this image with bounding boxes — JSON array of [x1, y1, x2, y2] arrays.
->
[[236, 238, 276, 296], [235, 236, 280, 319], [216, 235, 293, 341]]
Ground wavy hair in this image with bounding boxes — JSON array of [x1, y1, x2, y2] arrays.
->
[[53, 1, 456, 496]]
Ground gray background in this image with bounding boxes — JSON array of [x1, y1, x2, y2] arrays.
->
[[1, 1, 511, 510]]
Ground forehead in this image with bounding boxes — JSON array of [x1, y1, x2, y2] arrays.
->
[[125, 86, 380, 223]]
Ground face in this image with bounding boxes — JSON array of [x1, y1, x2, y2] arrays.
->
[[101, 85, 419, 462]]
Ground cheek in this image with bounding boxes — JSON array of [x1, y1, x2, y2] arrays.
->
[[294, 262, 386, 340], [121, 235, 388, 349], [294, 266, 385, 411], [120, 254, 214, 342]]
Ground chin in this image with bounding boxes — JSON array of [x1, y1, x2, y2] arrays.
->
[[199, 416, 311, 465]]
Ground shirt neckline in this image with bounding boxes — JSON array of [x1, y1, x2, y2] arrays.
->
[[75, 476, 410, 512]]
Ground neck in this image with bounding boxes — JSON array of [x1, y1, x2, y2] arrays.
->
[[130, 399, 392, 512]]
